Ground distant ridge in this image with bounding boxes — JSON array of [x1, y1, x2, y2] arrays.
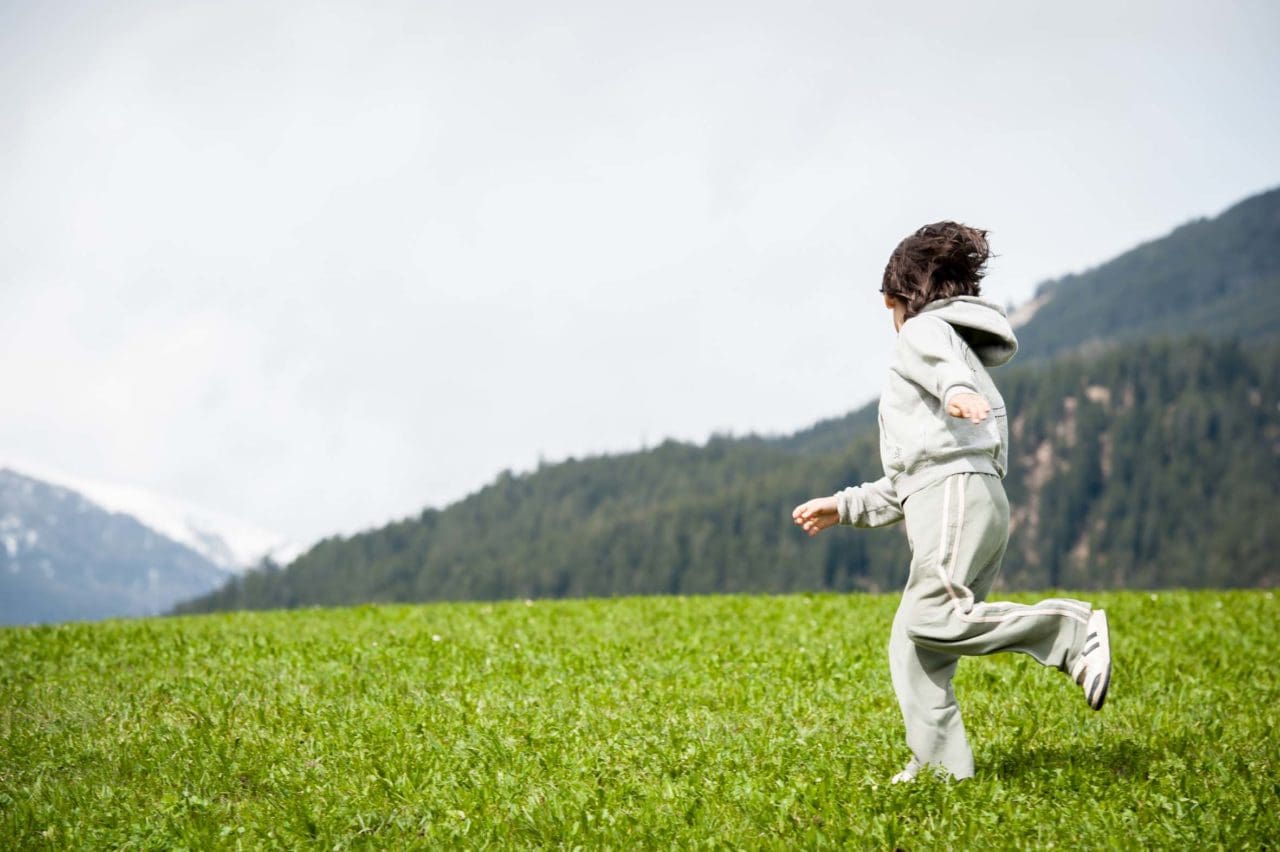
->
[[1013, 186, 1280, 360], [0, 459, 302, 571], [177, 338, 1280, 613], [0, 469, 229, 625], [175, 185, 1280, 615]]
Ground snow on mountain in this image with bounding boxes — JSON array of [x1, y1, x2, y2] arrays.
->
[[0, 459, 302, 572], [1, 469, 234, 624]]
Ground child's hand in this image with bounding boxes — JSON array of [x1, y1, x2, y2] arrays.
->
[[947, 392, 991, 424], [792, 496, 839, 537]]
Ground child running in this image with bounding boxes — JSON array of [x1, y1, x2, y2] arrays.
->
[[791, 222, 1112, 783]]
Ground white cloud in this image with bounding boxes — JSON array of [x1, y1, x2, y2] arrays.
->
[[1, 0, 1277, 544]]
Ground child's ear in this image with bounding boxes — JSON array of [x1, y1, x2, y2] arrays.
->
[[883, 293, 898, 310]]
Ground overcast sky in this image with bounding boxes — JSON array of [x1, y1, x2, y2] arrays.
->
[[2, 0, 1277, 547]]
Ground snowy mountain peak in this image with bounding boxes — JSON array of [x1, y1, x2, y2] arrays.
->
[[0, 461, 302, 572]]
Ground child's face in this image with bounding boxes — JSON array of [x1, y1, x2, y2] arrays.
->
[[884, 294, 907, 332]]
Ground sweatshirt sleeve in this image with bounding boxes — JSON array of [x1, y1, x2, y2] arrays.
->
[[834, 476, 904, 528], [897, 316, 980, 405]]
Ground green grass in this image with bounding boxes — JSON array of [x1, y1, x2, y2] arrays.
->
[[2, 590, 1277, 848]]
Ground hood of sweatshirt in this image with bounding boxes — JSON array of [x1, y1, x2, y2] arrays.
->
[[917, 296, 1018, 367]]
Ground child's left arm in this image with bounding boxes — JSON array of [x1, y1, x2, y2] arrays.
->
[[792, 476, 903, 536], [899, 317, 991, 424]]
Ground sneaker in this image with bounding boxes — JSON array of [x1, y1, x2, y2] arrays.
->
[[1070, 609, 1112, 710], [890, 756, 922, 784]]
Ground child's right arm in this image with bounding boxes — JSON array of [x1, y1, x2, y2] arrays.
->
[[898, 316, 991, 422], [792, 476, 904, 537]]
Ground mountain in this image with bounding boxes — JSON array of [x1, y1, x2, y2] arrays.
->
[[0, 469, 231, 625], [176, 185, 1280, 614], [1012, 186, 1280, 360], [0, 461, 302, 571], [177, 337, 1280, 613]]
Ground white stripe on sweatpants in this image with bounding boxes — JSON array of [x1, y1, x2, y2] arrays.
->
[[933, 476, 1089, 626]]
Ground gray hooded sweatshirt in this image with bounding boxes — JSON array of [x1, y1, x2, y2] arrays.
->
[[835, 296, 1018, 527]]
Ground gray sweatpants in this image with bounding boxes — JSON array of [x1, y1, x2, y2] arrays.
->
[[891, 472, 1091, 779]]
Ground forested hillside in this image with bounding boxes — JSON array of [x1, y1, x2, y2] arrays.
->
[[177, 338, 1280, 614], [177, 187, 1280, 614], [1015, 186, 1280, 360]]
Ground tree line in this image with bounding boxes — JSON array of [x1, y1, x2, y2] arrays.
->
[[175, 337, 1280, 615]]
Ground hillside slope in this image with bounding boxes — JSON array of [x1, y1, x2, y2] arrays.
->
[[177, 185, 1280, 614], [177, 338, 1280, 613], [0, 461, 303, 571], [1014, 186, 1280, 360], [1, 470, 228, 624]]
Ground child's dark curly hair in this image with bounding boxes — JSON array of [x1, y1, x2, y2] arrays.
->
[[881, 221, 991, 318]]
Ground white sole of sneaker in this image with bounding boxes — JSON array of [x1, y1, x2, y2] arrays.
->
[[1080, 609, 1111, 710]]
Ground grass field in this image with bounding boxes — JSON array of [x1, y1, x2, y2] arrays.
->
[[2, 590, 1277, 848]]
